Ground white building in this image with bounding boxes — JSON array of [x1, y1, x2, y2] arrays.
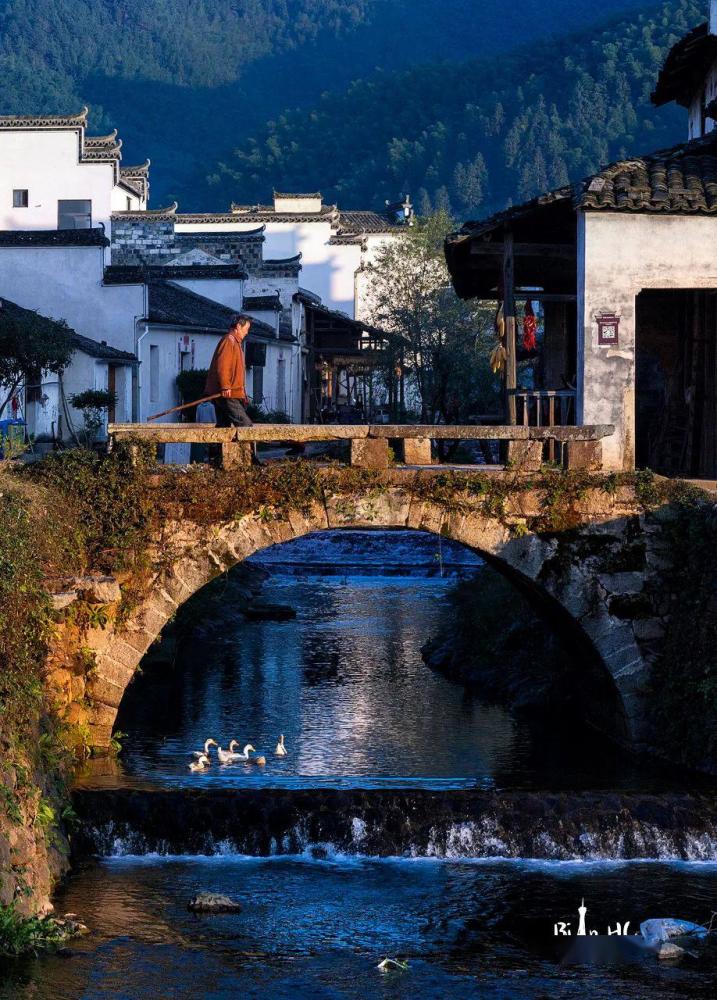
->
[[172, 191, 412, 319], [0, 108, 406, 442]]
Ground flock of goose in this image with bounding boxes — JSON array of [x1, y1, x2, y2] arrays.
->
[[189, 735, 287, 771]]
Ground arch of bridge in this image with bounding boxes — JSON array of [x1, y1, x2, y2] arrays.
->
[[79, 488, 651, 749]]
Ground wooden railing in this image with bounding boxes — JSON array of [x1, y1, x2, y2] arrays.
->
[[510, 389, 577, 428], [108, 422, 613, 472]]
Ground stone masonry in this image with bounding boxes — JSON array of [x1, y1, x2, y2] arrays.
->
[[44, 475, 683, 755]]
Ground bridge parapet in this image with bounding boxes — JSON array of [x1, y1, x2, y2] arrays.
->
[[108, 423, 615, 472]]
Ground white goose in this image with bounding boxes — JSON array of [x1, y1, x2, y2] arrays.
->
[[275, 735, 287, 756], [189, 738, 217, 769], [218, 741, 255, 764], [189, 753, 210, 772]]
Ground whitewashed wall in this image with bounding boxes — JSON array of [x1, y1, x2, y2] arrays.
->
[[578, 212, 717, 470], [0, 246, 145, 355], [0, 131, 138, 231]]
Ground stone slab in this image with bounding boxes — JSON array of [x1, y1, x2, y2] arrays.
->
[[402, 437, 433, 465], [350, 438, 390, 470]]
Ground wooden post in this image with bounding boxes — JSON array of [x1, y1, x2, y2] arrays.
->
[[503, 231, 517, 425]]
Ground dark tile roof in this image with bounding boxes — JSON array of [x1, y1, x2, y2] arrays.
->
[[578, 133, 717, 214], [147, 280, 274, 336], [229, 203, 340, 224], [68, 330, 138, 363], [243, 294, 282, 311], [652, 22, 717, 108], [273, 191, 322, 199], [328, 234, 365, 246], [337, 210, 398, 234], [0, 295, 136, 362], [104, 264, 247, 283], [0, 228, 110, 248], [451, 132, 717, 242], [263, 253, 302, 266], [0, 107, 88, 129], [112, 203, 178, 221]]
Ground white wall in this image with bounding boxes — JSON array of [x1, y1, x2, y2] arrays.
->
[[0, 245, 144, 356], [172, 277, 244, 312], [579, 212, 717, 470], [176, 219, 364, 316], [137, 324, 222, 424], [0, 130, 120, 231]]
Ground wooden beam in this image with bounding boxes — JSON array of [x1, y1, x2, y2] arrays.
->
[[503, 231, 517, 426], [471, 242, 576, 259]]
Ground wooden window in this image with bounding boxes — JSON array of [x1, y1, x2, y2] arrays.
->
[[58, 199, 92, 229], [13, 189, 28, 208]]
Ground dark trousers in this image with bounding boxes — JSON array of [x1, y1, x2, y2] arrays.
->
[[213, 397, 253, 427]]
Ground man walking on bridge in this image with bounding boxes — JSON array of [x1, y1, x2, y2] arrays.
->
[[205, 314, 254, 427]]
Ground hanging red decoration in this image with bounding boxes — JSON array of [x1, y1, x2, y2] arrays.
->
[[523, 300, 537, 351]]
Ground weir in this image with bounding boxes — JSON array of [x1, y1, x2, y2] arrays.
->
[[71, 787, 717, 863]]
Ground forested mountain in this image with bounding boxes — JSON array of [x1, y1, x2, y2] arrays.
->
[[205, 0, 704, 217], [0, 0, 637, 206]]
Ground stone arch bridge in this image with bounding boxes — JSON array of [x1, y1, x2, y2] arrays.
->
[[46, 467, 679, 757]]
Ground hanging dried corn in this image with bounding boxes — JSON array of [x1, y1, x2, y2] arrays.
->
[[491, 301, 507, 374]]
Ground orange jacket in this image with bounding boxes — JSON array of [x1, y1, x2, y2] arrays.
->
[[204, 333, 248, 402]]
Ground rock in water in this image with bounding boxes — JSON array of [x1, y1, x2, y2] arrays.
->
[[187, 892, 242, 913], [640, 918, 708, 946], [657, 943, 686, 961]]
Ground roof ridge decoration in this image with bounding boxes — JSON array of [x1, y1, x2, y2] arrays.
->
[[273, 191, 322, 199], [112, 203, 179, 221], [120, 160, 151, 176], [0, 106, 89, 129], [263, 252, 303, 265], [174, 216, 267, 233], [85, 130, 118, 146]]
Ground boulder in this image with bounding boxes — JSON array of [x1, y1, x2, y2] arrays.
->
[[74, 576, 122, 604], [657, 943, 686, 961], [187, 892, 242, 913], [640, 918, 708, 947]]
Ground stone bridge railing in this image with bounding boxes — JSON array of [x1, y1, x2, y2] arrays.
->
[[108, 422, 614, 471]]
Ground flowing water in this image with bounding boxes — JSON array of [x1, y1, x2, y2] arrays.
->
[[5, 530, 717, 999]]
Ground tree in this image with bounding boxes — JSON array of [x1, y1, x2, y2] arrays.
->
[[364, 211, 499, 425], [0, 300, 75, 417]]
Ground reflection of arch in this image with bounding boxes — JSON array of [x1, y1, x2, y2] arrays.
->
[[83, 490, 648, 750]]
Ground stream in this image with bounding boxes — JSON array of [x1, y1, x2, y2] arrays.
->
[[4, 530, 717, 998]]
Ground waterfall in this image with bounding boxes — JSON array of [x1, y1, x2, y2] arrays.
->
[[72, 788, 717, 862]]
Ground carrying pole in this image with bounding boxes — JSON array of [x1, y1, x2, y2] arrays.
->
[[147, 392, 224, 422]]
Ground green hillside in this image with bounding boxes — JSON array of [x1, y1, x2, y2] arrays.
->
[[0, 0, 637, 206], [203, 0, 703, 216]]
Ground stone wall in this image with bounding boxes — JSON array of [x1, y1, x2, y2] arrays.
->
[[111, 218, 265, 271]]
